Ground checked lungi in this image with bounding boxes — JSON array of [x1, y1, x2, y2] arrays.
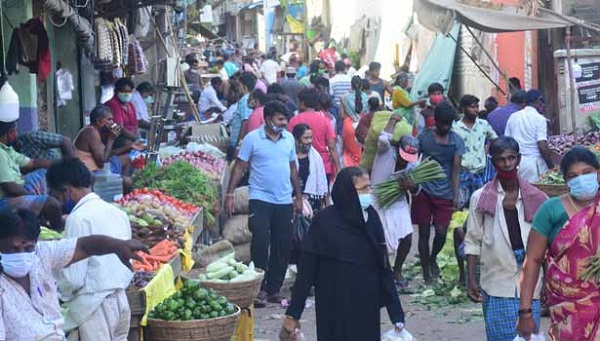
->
[[482, 249, 541, 341]]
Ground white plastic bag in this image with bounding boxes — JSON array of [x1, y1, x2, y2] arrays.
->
[[381, 328, 416, 341], [513, 334, 546, 341]]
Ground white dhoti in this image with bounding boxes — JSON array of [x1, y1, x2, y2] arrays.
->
[[67, 289, 130, 341], [374, 199, 413, 255], [518, 154, 548, 183]]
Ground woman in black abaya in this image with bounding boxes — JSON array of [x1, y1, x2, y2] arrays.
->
[[281, 167, 405, 341]]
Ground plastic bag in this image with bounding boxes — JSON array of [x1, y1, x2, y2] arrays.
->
[[513, 334, 546, 341], [381, 328, 416, 341], [293, 216, 311, 244]]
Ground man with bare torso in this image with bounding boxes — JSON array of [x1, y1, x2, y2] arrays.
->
[[73, 106, 132, 193]]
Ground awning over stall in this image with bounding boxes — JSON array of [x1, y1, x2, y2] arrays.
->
[[414, 0, 586, 34]]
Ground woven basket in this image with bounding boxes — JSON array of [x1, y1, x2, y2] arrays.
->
[[146, 306, 240, 341], [533, 183, 569, 197], [182, 269, 264, 308]]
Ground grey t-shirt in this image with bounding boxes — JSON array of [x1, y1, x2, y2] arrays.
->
[[418, 129, 465, 200]]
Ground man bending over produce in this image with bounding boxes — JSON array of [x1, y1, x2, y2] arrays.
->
[[465, 136, 546, 340], [411, 102, 465, 283], [226, 100, 303, 307], [74, 105, 132, 193], [0, 120, 63, 230], [47, 158, 134, 340], [0, 203, 147, 340]]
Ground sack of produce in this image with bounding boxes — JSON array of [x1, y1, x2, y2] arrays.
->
[[194, 240, 234, 268], [361, 111, 412, 171], [222, 215, 252, 246], [233, 186, 249, 214]]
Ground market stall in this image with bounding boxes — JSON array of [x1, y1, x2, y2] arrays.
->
[[533, 131, 600, 197]]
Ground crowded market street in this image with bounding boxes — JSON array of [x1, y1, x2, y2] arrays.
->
[[1, 0, 600, 340]]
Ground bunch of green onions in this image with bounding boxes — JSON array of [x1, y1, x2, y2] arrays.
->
[[374, 158, 446, 208], [581, 248, 600, 283]]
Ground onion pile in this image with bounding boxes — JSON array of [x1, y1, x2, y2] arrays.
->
[[162, 151, 226, 179]]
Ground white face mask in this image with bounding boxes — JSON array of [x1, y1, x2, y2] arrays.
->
[[0, 251, 35, 278]]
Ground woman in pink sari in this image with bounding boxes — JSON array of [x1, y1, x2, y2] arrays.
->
[[518, 146, 600, 340]]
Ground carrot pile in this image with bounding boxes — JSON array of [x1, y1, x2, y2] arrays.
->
[[133, 239, 179, 272]]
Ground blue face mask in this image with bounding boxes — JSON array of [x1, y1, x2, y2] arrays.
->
[[567, 173, 599, 201], [62, 188, 76, 214], [358, 193, 373, 209], [117, 92, 133, 103]]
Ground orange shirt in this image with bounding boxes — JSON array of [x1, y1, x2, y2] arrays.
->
[[342, 117, 361, 167]]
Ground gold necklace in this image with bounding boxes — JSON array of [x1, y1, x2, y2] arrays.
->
[[568, 195, 592, 213]]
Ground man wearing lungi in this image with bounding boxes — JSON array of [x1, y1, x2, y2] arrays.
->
[[0, 120, 63, 230]]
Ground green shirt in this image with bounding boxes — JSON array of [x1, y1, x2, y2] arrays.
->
[[0, 142, 30, 198], [453, 118, 497, 173], [531, 197, 569, 244]]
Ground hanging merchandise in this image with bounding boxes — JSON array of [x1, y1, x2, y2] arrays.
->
[[56, 67, 74, 107], [94, 18, 130, 74], [5, 18, 51, 81], [0, 82, 20, 122], [94, 18, 114, 72], [135, 8, 150, 38], [127, 35, 148, 75]]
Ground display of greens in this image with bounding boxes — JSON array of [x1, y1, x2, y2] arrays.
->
[[133, 161, 218, 226]]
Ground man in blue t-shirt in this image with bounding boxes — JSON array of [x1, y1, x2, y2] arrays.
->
[[225, 100, 303, 307], [411, 102, 465, 283]]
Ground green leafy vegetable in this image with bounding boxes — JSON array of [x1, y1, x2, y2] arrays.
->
[[134, 161, 218, 226]]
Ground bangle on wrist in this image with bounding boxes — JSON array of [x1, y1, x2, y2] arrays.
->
[[518, 308, 532, 315], [226, 193, 234, 197]]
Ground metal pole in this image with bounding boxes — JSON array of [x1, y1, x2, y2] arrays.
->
[[465, 26, 509, 95], [565, 27, 578, 135], [448, 34, 507, 96]]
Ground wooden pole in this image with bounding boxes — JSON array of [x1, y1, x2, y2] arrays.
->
[[565, 27, 578, 135]]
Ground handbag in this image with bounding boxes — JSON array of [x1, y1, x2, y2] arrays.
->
[[292, 215, 311, 244]]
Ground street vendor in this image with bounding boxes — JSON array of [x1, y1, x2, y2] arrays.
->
[[0, 203, 147, 340], [0, 120, 63, 231], [47, 158, 134, 340], [465, 136, 547, 341], [73, 105, 133, 193], [104, 78, 140, 141], [371, 113, 420, 288]]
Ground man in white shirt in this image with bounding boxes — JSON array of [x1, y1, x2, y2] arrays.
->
[[465, 136, 546, 341], [47, 158, 134, 341], [216, 60, 229, 81], [329, 60, 352, 108], [505, 90, 554, 183], [198, 77, 227, 120], [260, 54, 281, 85], [130, 82, 154, 132]]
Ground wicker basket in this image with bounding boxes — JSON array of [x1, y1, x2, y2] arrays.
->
[[533, 183, 569, 197], [182, 269, 264, 308], [146, 306, 240, 341]]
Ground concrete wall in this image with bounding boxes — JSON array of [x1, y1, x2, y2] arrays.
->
[[3, 2, 38, 133]]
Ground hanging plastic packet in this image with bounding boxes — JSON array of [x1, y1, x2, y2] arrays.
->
[[513, 334, 546, 341], [381, 328, 416, 341]]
